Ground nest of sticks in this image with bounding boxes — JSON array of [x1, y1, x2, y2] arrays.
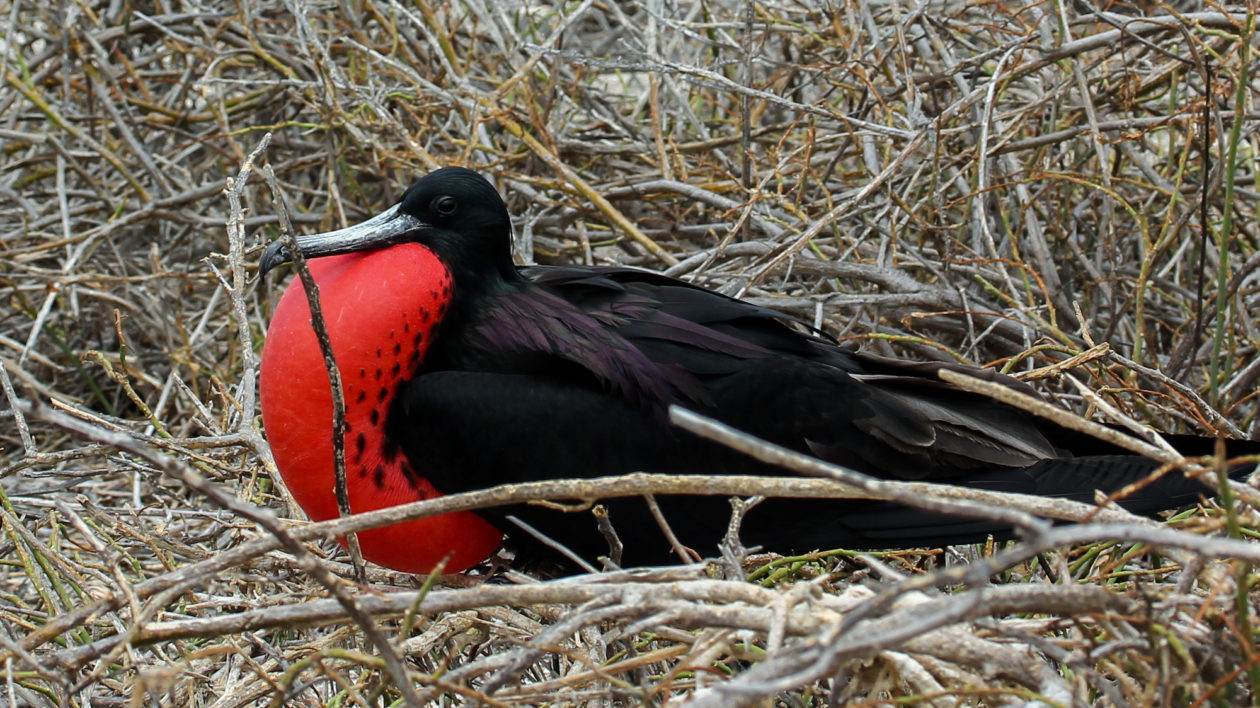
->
[[2, 1, 1259, 705]]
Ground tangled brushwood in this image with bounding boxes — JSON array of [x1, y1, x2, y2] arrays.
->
[[2, 1, 1260, 705]]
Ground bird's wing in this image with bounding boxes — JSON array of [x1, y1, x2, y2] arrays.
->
[[524, 265, 1067, 479]]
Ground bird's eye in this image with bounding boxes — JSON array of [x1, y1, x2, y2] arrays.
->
[[432, 195, 458, 217]]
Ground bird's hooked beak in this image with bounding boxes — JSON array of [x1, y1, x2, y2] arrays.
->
[[259, 203, 429, 277]]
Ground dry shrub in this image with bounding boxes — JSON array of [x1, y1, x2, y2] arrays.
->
[[2, 1, 1259, 705]]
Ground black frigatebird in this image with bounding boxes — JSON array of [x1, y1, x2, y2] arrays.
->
[[259, 166, 1256, 573]]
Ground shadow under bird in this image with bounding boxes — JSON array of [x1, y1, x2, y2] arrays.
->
[[258, 166, 1256, 574]]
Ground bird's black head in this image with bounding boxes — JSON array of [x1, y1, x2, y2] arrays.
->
[[395, 167, 517, 281], [260, 167, 518, 284]]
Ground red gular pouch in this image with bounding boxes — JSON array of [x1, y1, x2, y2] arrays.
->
[[261, 243, 503, 574]]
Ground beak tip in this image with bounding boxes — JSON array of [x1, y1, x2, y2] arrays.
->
[[259, 241, 291, 278]]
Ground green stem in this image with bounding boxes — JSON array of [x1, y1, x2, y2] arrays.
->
[[1208, 15, 1253, 406]]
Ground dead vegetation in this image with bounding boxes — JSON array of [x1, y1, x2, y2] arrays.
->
[[2, 0, 1260, 705]]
